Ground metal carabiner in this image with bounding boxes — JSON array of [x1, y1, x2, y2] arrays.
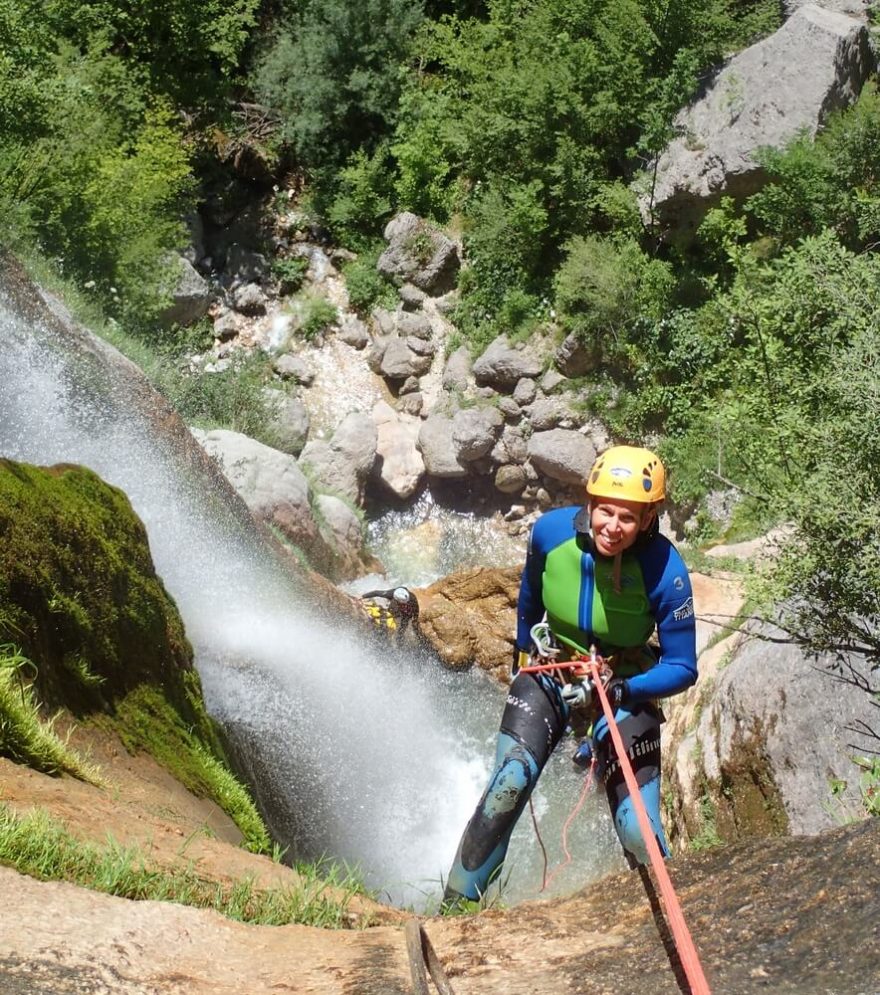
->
[[529, 621, 559, 659]]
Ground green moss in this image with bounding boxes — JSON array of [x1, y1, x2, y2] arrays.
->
[[99, 682, 270, 853], [0, 646, 100, 783], [0, 459, 191, 713], [690, 793, 724, 852], [0, 459, 270, 852]]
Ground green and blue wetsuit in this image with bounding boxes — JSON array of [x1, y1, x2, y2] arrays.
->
[[444, 506, 697, 904]]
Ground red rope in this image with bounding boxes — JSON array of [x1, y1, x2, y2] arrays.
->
[[540, 758, 595, 893], [519, 661, 587, 675], [588, 660, 712, 995]]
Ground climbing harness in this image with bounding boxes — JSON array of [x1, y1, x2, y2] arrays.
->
[[360, 599, 399, 632], [587, 647, 712, 995]]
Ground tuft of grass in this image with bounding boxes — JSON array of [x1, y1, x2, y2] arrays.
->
[[298, 294, 338, 341], [690, 793, 724, 852], [0, 803, 367, 928], [101, 683, 271, 854], [0, 646, 100, 784]]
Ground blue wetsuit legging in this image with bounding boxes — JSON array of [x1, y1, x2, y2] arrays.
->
[[444, 670, 669, 902]]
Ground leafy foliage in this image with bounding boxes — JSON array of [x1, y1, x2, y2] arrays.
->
[[554, 235, 674, 363], [0, 9, 205, 328], [342, 246, 398, 317], [388, 0, 775, 340], [254, 0, 424, 174], [747, 85, 880, 250], [43, 0, 261, 104]]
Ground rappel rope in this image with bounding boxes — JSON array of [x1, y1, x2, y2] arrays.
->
[[587, 654, 712, 995], [522, 638, 711, 994]]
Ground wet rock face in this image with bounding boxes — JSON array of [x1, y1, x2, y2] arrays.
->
[[1, 820, 877, 995], [667, 621, 878, 845], [418, 565, 520, 679], [641, 4, 874, 241]]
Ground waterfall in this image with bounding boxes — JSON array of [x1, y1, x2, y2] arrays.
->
[[0, 279, 622, 908]]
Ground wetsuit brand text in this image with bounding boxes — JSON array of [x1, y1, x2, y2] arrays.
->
[[672, 597, 694, 621], [604, 736, 661, 779], [505, 694, 534, 716]]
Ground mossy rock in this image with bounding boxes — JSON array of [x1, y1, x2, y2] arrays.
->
[[0, 459, 269, 850], [0, 459, 192, 714]]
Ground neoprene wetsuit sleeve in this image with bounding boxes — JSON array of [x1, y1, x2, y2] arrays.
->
[[627, 540, 698, 702], [516, 521, 548, 649]]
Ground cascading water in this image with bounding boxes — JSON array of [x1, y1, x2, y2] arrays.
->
[[0, 282, 623, 909]]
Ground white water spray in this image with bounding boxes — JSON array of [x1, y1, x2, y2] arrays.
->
[[0, 292, 622, 908]]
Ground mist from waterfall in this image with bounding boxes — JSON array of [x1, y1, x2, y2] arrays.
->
[[0, 293, 623, 908]]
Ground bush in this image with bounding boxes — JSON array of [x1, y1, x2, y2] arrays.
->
[[746, 85, 880, 250], [164, 351, 277, 441], [44, 0, 261, 105], [326, 145, 395, 248], [342, 247, 397, 317], [298, 296, 339, 341], [0, 36, 195, 330], [272, 254, 309, 295], [254, 0, 423, 174], [554, 235, 674, 360]]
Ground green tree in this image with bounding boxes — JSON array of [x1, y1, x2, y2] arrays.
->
[[254, 0, 424, 175], [554, 235, 674, 361], [44, 0, 261, 104], [744, 85, 880, 249]]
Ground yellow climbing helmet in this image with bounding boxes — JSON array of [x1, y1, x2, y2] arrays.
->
[[586, 445, 666, 504]]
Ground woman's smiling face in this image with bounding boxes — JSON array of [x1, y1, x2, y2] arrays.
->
[[590, 497, 654, 557]]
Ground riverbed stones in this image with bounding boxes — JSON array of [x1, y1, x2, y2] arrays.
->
[[397, 311, 433, 340], [232, 282, 267, 316], [512, 377, 538, 406], [451, 406, 504, 462], [494, 463, 528, 495], [379, 336, 432, 379], [526, 397, 569, 431], [497, 396, 521, 420], [377, 212, 461, 295], [527, 429, 597, 485], [264, 389, 310, 456], [273, 354, 314, 385], [299, 411, 377, 505], [398, 282, 428, 309], [212, 309, 245, 342], [371, 400, 425, 500], [417, 413, 468, 478], [337, 314, 370, 349], [473, 335, 544, 390]]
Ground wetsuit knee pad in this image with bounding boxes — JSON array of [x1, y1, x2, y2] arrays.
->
[[595, 705, 669, 867], [612, 775, 670, 866], [444, 674, 567, 902]]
